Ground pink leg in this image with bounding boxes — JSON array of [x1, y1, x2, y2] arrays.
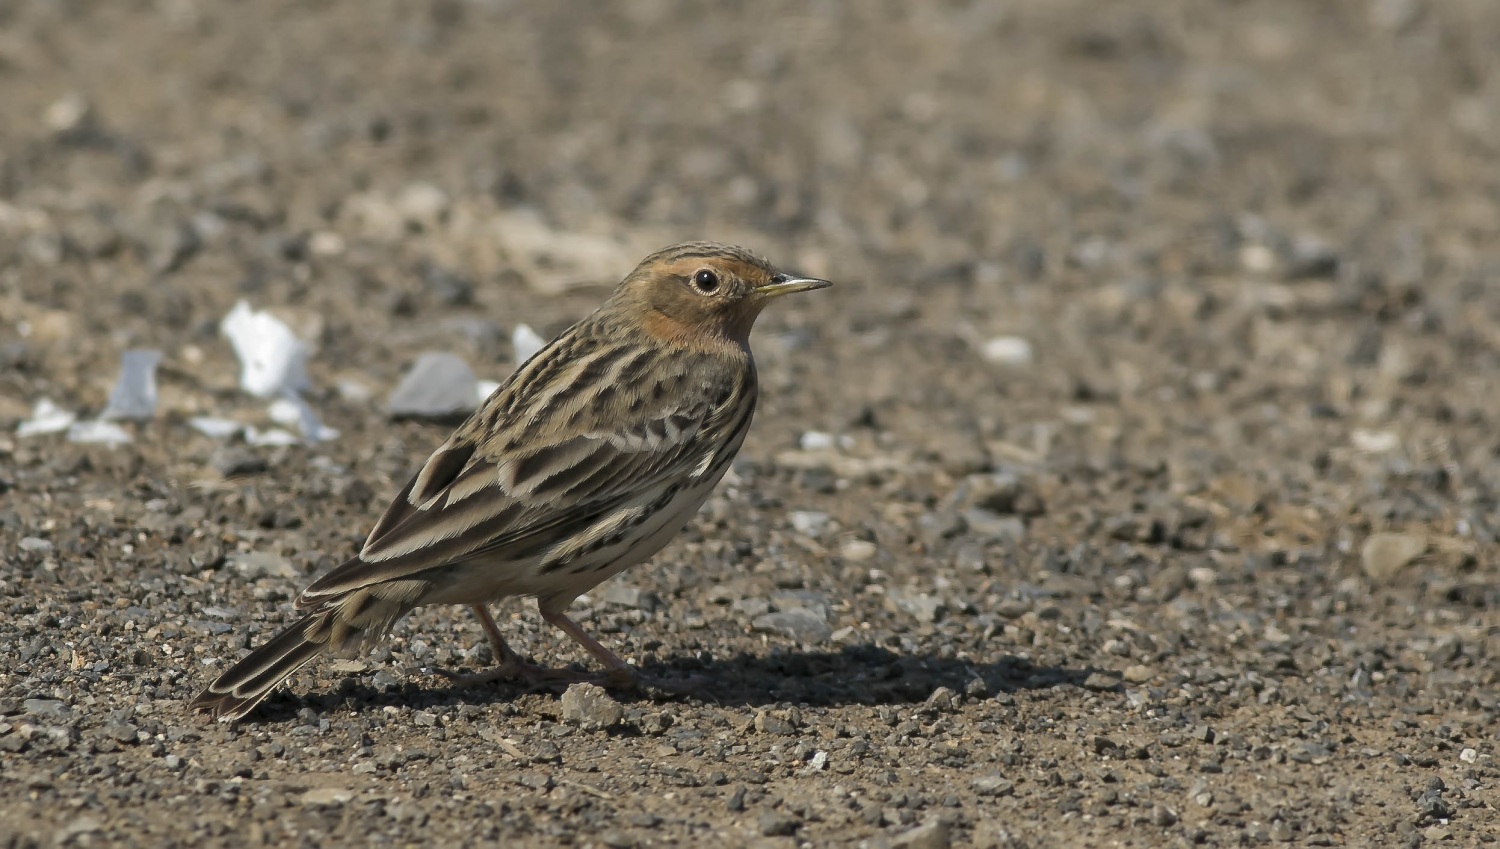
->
[[438, 604, 599, 688], [539, 604, 703, 693]]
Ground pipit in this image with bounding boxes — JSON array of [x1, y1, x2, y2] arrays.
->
[[192, 242, 830, 721]]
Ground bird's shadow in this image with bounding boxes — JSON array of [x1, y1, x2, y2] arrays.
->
[[247, 644, 1101, 722]]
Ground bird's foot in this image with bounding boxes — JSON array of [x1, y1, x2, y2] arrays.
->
[[599, 666, 707, 695]]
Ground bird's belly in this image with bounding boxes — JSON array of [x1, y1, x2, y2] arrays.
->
[[531, 474, 722, 602], [419, 474, 723, 609]]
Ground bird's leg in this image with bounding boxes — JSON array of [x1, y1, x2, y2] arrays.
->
[[438, 604, 597, 688], [539, 605, 703, 694]]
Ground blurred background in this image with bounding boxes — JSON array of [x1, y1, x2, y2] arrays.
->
[[3, 1, 1499, 847]]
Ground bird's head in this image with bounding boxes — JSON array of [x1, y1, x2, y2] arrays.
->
[[613, 242, 830, 349]]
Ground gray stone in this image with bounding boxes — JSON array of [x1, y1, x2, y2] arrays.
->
[[231, 551, 297, 580], [301, 787, 355, 805], [101, 349, 162, 421], [963, 510, 1027, 541], [23, 699, 71, 722], [757, 810, 799, 837], [600, 583, 661, 611], [560, 683, 622, 730], [770, 589, 830, 619], [971, 775, 1015, 797], [54, 816, 103, 845], [890, 818, 952, 849], [1083, 672, 1122, 691], [731, 597, 772, 618], [1361, 533, 1426, 583], [752, 710, 796, 735], [789, 510, 830, 535], [386, 352, 478, 418], [211, 446, 268, 478], [886, 588, 946, 623], [752, 608, 832, 644]]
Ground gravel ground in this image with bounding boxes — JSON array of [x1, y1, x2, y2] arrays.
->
[[3, 2, 1500, 847]]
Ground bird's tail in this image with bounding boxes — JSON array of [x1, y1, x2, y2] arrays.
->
[[190, 614, 331, 722], [192, 584, 418, 722]]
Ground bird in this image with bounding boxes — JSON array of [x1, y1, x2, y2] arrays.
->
[[191, 241, 831, 721]]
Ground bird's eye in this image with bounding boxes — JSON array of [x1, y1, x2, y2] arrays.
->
[[691, 269, 721, 294]]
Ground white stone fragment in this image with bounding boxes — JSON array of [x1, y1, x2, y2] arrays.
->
[[244, 427, 301, 447], [267, 397, 303, 427], [17, 399, 76, 437], [67, 420, 132, 445], [336, 378, 373, 402], [1351, 429, 1400, 453], [512, 323, 545, 364], [268, 396, 338, 442], [387, 352, 479, 418], [101, 349, 163, 421], [799, 431, 837, 451], [791, 511, 831, 535], [188, 416, 244, 439], [220, 300, 310, 398], [981, 336, 1034, 365], [798, 431, 854, 451]]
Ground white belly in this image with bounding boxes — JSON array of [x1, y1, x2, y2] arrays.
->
[[529, 471, 723, 607], [418, 470, 725, 610]]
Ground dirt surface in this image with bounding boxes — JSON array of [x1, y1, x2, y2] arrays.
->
[[3, 1, 1499, 846]]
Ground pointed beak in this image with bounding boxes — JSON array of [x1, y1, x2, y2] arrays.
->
[[755, 273, 832, 299]]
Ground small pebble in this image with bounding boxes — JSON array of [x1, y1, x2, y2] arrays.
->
[[980, 336, 1033, 365], [1361, 533, 1426, 584], [387, 352, 479, 418], [889, 817, 952, 849], [560, 683, 623, 730], [751, 608, 832, 644], [756, 810, 799, 837]]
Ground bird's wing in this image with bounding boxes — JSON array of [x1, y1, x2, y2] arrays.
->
[[296, 344, 748, 607]]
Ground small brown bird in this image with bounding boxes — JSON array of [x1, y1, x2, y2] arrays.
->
[[192, 242, 830, 721]]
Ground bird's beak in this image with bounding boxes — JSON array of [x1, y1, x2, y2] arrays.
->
[[755, 273, 832, 299]]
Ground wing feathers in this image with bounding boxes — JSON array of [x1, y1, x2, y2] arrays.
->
[[296, 320, 752, 608]]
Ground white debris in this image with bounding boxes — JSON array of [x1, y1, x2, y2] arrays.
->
[[44, 92, 93, 135], [475, 380, 502, 404], [189, 416, 244, 439], [308, 231, 346, 257], [101, 349, 163, 420], [267, 397, 303, 427], [244, 427, 300, 447], [1351, 429, 1400, 453], [791, 511, 831, 535], [798, 431, 854, 452], [218, 301, 336, 444], [512, 323, 545, 364], [335, 378, 374, 403], [220, 300, 310, 398], [67, 420, 133, 445], [800, 431, 836, 451], [980, 336, 1034, 365], [268, 395, 339, 442], [17, 398, 76, 437], [394, 182, 450, 228]]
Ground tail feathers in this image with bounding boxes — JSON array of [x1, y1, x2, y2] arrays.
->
[[191, 614, 331, 722]]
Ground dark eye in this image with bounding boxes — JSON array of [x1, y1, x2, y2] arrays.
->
[[691, 268, 721, 294]]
